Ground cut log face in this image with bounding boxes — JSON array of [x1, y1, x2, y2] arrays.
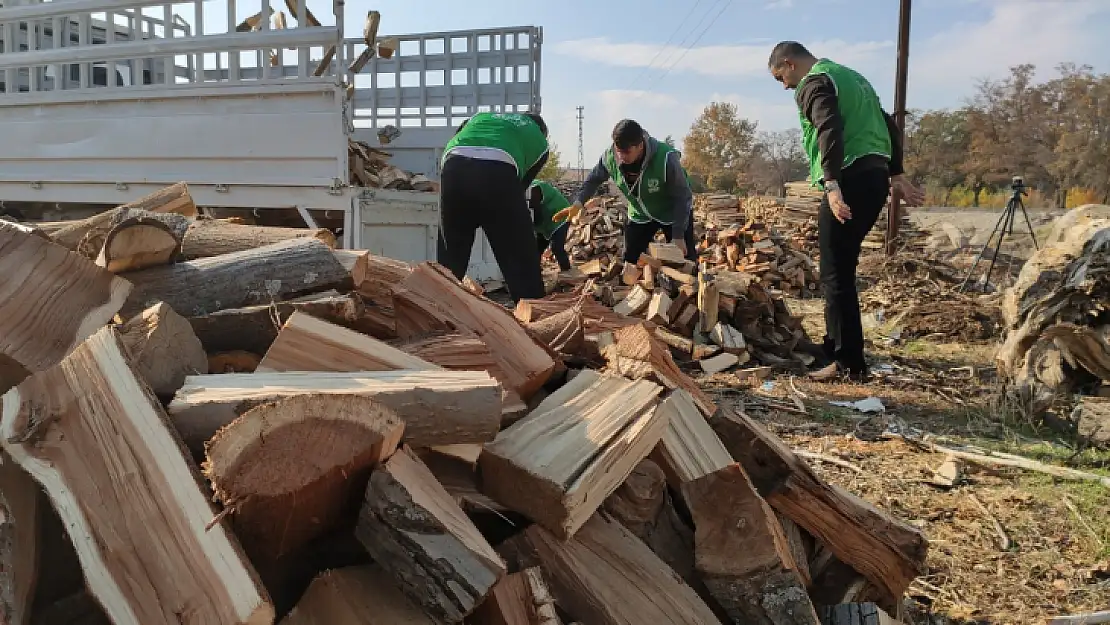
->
[[118, 302, 209, 397], [349, 251, 413, 306], [0, 326, 271, 625], [96, 215, 182, 272], [257, 311, 436, 373], [50, 195, 195, 255], [682, 464, 819, 625], [467, 567, 561, 625], [510, 514, 723, 625], [280, 565, 435, 625], [121, 237, 351, 318], [0, 222, 132, 395], [168, 370, 502, 457], [180, 219, 336, 260], [653, 390, 734, 487], [357, 446, 506, 623], [203, 394, 404, 563], [707, 407, 928, 604], [479, 370, 666, 538], [391, 263, 555, 400], [525, 306, 585, 355], [0, 451, 38, 625]]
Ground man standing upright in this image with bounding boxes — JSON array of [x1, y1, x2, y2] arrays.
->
[[768, 41, 924, 381], [439, 111, 550, 302], [555, 119, 695, 268]]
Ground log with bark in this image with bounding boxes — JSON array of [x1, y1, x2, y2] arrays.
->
[[501, 514, 722, 625], [0, 221, 132, 394], [357, 446, 506, 623], [708, 406, 928, 605], [280, 565, 435, 625], [203, 393, 404, 563], [51, 206, 192, 257], [392, 262, 556, 400], [180, 219, 336, 260], [601, 323, 717, 418], [682, 464, 819, 624], [118, 181, 198, 216], [121, 238, 351, 318], [118, 302, 209, 397], [525, 305, 585, 355], [95, 213, 183, 272], [168, 370, 502, 456], [479, 369, 666, 538], [0, 326, 271, 625]]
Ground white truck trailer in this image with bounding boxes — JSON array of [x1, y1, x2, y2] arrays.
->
[[0, 0, 542, 279]]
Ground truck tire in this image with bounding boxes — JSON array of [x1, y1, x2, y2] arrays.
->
[[819, 603, 897, 625]]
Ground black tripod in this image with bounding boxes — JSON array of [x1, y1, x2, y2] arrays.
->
[[958, 181, 1040, 293]]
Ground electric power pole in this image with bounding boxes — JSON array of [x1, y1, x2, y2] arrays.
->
[[576, 105, 585, 184]]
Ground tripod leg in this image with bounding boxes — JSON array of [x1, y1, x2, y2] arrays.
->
[[958, 205, 1010, 292], [1017, 198, 1040, 250], [981, 202, 1013, 291]]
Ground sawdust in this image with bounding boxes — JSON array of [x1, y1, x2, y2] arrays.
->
[[897, 301, 1002, 343]]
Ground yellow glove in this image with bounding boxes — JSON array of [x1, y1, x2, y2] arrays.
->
[[553, 201, 582, 223]]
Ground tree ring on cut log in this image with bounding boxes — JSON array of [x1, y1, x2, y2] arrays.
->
[[96, 216, 182, 273], [202, 393, 404, 563]]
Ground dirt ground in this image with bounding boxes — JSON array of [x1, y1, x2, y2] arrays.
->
[[692, 216, 1110, 624]]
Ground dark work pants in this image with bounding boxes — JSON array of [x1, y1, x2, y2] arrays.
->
[[537, 223, 571, 271], [623, 217, 697, 264], [437, 156, 545, 302], [818, 167, 890, 374]]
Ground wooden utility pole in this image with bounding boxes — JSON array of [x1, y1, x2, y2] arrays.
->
[[887, 0, 912, 255]]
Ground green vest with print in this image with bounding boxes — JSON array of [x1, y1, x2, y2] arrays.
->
[[603, 143, 688, 224], [443, 112, 549, 181], [797, 58, 891, 188], [529, 180, 572, 240]]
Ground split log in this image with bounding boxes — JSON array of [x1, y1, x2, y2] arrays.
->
[[649, 243, 686, 267], [392, 263, 555, 400], [117, 181, 197, 216], [357, 446, 506, 623], [468, 567, 561, 625], [514, 294, 636, 334], [708, 407, 928, 604], [188, 293, 378, 356], [349, 251, 413, 305], [699, 352, 740, 374], [602, 323, 717, 417], [180, 219, 336, 260], [96, 214, 181, 272], [697, 272, 719, 333], [392, 333, 499, 373], [121, 238, 351, 318], [203, 394, 404, 563], [118, 302, 209, 397], [504, 514, 722, 625], [709, 322, 747, 355], [613, 285, 651, 317], [168, 370, 502, 456], [0, 452, 38, 625], [646, 291, 672, 325], [257, 311, 434, 373], [682, 464, 819, 625], [0, 222, 132, 394], [51, 207, 192, 257], [0, 326, 271, 625], [525, 306, 585, 355], [655, 326, 694, 356], [652, 390, 733, 488], [280, 565, 435, 625], [479, 370, 665, 538]]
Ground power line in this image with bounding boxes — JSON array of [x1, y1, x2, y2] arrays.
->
[[650, 0, 734, 87], [623, 0, 707, 91]]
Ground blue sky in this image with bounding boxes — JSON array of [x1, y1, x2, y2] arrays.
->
[[221, 0, 1110, 166]]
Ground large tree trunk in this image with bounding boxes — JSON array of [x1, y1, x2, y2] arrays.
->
[[0, 222, 132, 394], [0, 326, 272, 625], [50, 207, 192, 257], [121, 238, 351, 318], [180, 220, 336, 260]]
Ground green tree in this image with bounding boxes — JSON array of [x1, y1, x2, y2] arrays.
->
[[904, 108, 971, 204], [682, 102, 758, 192], [537, 143, 562, 182]]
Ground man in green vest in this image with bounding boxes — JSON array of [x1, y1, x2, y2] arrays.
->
[[555, 119, 695, 268], [528, 180, 572, 272], [438, 111, 551, 302], [769, 41, 925, 381]]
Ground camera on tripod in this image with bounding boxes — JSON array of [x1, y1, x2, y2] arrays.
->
[[1011, 175, 1027, 194]]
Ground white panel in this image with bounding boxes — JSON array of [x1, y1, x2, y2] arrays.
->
[[467, 231, 504, 282], [357, 189, 439, 263]]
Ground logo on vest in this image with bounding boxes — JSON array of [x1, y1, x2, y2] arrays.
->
[[491, 113, 529, 127], [646, 178, 661, 193]]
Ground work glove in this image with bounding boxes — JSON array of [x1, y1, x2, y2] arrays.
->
[[553, 201, 582, 223]]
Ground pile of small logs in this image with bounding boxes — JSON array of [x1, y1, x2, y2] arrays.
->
[[348, 139, 439, 192], [741, 195, 785, 223], [0, 183, 927, 625], [699, 221, 821, 297], [565, 192, 626, 266], [694, 193, 745, 229]]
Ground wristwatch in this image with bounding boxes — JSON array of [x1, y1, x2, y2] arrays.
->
[[825, 180, 840, 192]]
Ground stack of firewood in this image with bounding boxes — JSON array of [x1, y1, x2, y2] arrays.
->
[[698, 222, 821, 297], [694, 193, 745, 229], [348, 139, 438, 192], [565, 194, 627, 267], [0, 183, 926, 625], [741, 195, 786, 223]]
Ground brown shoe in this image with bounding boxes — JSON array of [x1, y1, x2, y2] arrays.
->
[[807, 362, 841, 382]]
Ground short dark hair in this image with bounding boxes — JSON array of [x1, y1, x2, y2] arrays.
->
[[612, 119, 644, 149], [525, 112, 548, 137], [768, 41, 813, 68]]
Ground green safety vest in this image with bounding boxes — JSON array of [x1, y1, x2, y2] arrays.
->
[[797, 58, 891, 189], [442, 112, 549, 181], [603, 142, 689, 224], [529, 180, 571, 240]]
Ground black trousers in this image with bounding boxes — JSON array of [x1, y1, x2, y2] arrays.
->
[[537, 223, 571, 271], [437, 156, 545, 302], [818, 167, 890, 374], [623, 217, 697, 264]]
